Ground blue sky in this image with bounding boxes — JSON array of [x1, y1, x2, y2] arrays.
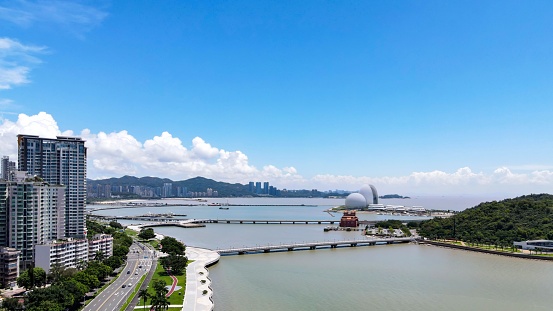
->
[[1, 0, 552, 196]]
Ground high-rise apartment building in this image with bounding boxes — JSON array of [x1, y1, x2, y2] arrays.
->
[[17, 135, 87, 238], [263, 182, 269, 195], [0, 178, 65, 268], [1, 156, 15, 181], [255, 182, 261, 194], [162, 183, 173, 198], [249, 182, 255, 193]]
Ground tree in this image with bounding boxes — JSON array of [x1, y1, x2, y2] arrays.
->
[[2, 297, 23, 311], [47, 263, 65, 284], [138, 228, 156, 240], [160, 254, 188, 275], [152, 279, 168, 297], [17, 269, 32, 290], [73, 271, 100, 290], [104, 255, 123, 270], [94, 250, 106, 261], [109, 221, 123, 229], [76, 259, 88, 270], [26, 286, 73, 310], [26, 300, 63, 311], [60, 279, 89, 301], [151, 279, 169, 311], [87, 261, 112, 281], [113, 245, 130, 258], [160, 236, 185, 255], [150, 295, 169, 311], [138, 289, 150, 310], [17, 267, 46, 290]]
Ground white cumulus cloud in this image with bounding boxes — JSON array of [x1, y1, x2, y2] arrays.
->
[[0, 37, 46, 90], [1, 112, 553, 196]]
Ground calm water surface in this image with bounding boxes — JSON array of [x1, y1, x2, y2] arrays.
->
[[90, 197, 552, 310]]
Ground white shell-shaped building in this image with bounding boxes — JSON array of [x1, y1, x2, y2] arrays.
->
[[345, 193, 367, 209], [359, 184, 379, 205]]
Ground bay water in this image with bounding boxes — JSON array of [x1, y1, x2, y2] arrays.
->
[[89, 196, 553, 310]]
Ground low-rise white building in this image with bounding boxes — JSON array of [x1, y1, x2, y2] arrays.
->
[[514, 240, 553, 252], [35, 238, 89, 273], [88, 233, 113, 260]]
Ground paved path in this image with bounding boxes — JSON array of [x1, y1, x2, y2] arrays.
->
[[182, 247, 220, 311], [166, 273, 178, 297]]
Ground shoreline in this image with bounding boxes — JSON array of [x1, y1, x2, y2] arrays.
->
[[183, 247, 219, 311], [419, 239, 553, 261], [127, 226, 219, 310]]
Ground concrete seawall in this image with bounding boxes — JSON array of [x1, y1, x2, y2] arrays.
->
[[420, 240, 553, 261], [183, 247, 220, 311]]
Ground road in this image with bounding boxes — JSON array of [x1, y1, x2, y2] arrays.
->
[[84, 242, 155, 311]]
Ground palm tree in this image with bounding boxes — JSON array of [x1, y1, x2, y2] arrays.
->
[[138, 289, 150, 310], [150, 295, 170, 311]]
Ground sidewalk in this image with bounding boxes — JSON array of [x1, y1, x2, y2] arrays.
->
[[182, 247, 220, 311]]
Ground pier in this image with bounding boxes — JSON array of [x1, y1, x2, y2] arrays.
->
[[217, 237, 414, 255]]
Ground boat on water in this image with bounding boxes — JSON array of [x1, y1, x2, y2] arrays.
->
[[219, 207, 230, 210], [208, 203, 221, 206]]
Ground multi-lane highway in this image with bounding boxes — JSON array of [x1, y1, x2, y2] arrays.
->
[[84, 242, 155, 311]]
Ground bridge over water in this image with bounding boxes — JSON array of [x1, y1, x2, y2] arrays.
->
[[191, 219, 379, 225], [217, 237, 414, 255]]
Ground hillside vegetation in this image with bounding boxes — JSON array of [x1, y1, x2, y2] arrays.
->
[[418, 194, 553, 246], [88, 176, 252, 197]]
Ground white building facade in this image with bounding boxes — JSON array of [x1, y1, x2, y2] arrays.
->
[[35, 238, 89, 273], [88, 233, 113, 260], [0, 178, 65, 268]]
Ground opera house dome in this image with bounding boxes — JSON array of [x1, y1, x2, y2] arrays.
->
[[345, 193, 367, 208]]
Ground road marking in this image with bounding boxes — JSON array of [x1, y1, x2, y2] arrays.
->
[[89, 244, 141, 311]]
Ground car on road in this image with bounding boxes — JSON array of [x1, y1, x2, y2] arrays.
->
[[122, 284, 126, 288], [127, 270, 130, 274]]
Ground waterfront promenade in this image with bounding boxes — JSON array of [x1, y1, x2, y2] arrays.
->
[[183, 247, 220, 311]]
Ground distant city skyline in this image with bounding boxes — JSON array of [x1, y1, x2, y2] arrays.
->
[[1, 1, 552, 196]]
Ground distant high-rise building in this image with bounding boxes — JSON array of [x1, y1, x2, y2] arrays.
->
[[207, 188, 213, 197], [104, 184, 111, 198], [162, 183, 173, 198], [255, 182, 262, 194], [263, 182, 269, 195], [17, 135, 87, 238], [1, 156, 15, 181], [249, 182, 255, 193]]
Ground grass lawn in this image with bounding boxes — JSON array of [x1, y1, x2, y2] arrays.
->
[[125, 228, 138, 237], [139, 261, 186, 307], [148, 239, 160, 249]]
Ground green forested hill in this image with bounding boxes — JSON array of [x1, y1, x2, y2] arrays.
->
[[418, 194, 553, 245], [88, 176, 251, 197], [173, 176, 250, 196]]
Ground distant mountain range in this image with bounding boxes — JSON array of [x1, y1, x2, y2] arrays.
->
[[87, 175, 252, 197], [88, 175, 406, 199]]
